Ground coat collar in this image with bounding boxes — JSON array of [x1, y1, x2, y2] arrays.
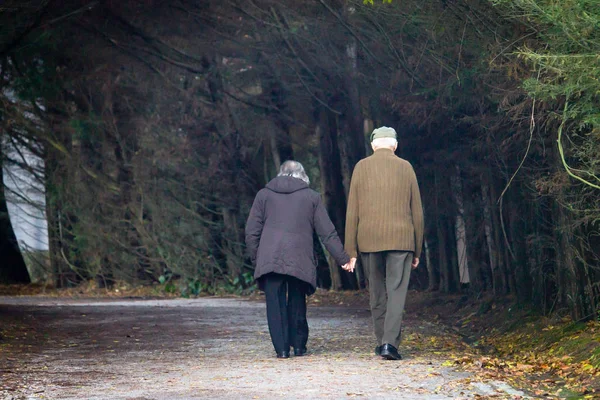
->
[[266, 176, 309, 194], [372, 148, 395, 157]]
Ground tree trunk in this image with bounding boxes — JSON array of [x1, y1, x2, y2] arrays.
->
[[581, 227, 598, 320], [0, 147, 30, 284], [487, 171, 508, 294], [527, 218, 545, 311], [424, 237, 438, 291], [44, 132, 80, 287], [434, 169, 450, 293], [329, 2, 366, 197], [316, 105, 356, 290], [507, 191, 528, 300], [45, 163, 63, 286], [222, 206, 244, 281], [556, 206, 584, 320], [112, 127, 146, 285], [262, 57, 294, 170], [205, 54, 247, 282], [447, 217, 460, 292], [451, 166, 470, 284], [481, 181, 497, 294], [267, 80, 294, 168], [269, 130, 282, 172]]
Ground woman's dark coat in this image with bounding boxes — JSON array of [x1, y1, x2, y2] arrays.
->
[[245, 176, 350, 294]]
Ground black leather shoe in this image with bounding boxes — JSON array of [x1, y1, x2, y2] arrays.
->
[[375, 345, 382, 356], [276, 350, 290, 359], [294, 347, 307, 356], [380, 344, 402, 360]]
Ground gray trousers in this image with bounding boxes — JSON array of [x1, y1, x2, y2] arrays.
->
[[361, 251, 412, 347]]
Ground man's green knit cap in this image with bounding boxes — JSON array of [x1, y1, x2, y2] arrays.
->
[[370, 126, 397, 142]]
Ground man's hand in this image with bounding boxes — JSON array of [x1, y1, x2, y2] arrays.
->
[[411, 257, 420, 269], [342, 258, 357, 273]]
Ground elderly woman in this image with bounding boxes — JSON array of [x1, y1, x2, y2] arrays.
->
[[245, 160, 353, 358]]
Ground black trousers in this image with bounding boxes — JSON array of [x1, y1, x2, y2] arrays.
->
[[262, 273, 309, 354]]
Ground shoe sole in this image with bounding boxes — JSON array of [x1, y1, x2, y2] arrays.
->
[[381, 352, 402, 360]]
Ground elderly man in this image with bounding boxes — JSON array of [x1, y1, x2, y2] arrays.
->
[[344, 126, 424, 360]]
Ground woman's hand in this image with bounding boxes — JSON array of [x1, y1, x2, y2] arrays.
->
[[342, 258, 357, 273]]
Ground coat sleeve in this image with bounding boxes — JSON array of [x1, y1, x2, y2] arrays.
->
[[410, 169, 425, 257], [313, 194, 351, 266], [245, 190, 266, 264]]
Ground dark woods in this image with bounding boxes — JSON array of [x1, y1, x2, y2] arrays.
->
[[0, 1, 598, 320]]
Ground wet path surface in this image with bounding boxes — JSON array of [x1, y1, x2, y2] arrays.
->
[[0, 297, 527, 399]]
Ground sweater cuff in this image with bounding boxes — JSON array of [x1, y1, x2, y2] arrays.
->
[[346, 249, 357, 259], [338, 253, 351, 266]]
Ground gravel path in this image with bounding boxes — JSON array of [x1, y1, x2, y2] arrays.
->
[[0, 297, 527, 399]]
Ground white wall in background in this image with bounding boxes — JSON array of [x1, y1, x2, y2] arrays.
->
[[3, 141, 49, 252]]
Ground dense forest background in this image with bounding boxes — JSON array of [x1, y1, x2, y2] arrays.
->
[[1, 0, 598, 321]]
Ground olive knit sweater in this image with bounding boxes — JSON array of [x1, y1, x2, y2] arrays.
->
[[344, 148, 424, 258]]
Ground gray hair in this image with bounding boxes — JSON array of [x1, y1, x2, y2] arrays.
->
[[278, 160, 310, 185], [371, 137, 398, 150]]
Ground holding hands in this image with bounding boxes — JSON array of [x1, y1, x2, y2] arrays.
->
[[342, 258, 357, 273], [341, 257, 418, 272]]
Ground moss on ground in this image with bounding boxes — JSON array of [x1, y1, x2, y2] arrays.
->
[[405, 292, 600, 398]]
